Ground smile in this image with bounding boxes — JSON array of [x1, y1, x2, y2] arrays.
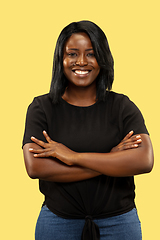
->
[[74, 70, 89, 75], [72, 69, 91, 77]]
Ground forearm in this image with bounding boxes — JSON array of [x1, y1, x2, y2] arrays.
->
[[25, 133, 154, 179], [23, 143, 101, 182], [31, 158, 101, 182], [75, 134, 154, 177]]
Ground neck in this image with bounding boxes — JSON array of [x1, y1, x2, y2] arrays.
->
[[62, 84, 97, 107]]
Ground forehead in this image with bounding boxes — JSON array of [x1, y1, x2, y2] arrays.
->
[[64, 32, 93, 49]]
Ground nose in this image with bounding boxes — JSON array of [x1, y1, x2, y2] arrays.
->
[[75, 54, 88, 66]]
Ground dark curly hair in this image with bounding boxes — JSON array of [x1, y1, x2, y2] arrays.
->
[[49, 20, 114, 103]]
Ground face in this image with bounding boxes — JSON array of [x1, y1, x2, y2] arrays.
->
[[63, 32, 100, 88]]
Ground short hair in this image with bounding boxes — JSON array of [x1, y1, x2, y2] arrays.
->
[[49, 20, 114, 103]]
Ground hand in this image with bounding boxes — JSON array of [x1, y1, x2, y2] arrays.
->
[[111, 130, 142, 152], [29, 131, 76, 166]]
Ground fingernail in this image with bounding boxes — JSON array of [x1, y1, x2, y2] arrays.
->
[[136, 135, 141, 138], [43, 130, 47, 134], [29, 148, 33, 151], [129, 130, 133, 134], [134, 144, 138, 147], [137, 139, 142, 142], [31, 136, 35, 139]]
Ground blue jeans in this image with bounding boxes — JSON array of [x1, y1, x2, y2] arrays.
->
[[35, 205, 142, 240]]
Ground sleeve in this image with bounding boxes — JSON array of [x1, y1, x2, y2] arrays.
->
[[22, 97, 48, 147], [121, 95, 149, 138]]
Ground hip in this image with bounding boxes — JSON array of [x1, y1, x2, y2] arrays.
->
[[35, 205, 142, 240]]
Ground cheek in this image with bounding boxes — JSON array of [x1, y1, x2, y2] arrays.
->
[[63, 59, 72, 79], [63, 59, 69, 75], [63, 58, 74, 72], [63, 58, 68, 68]]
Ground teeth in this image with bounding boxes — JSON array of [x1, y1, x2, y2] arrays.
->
[[74, 70, 89, 75]]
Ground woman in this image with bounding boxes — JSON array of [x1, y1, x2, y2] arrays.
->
[[23, 21, 154, 240]]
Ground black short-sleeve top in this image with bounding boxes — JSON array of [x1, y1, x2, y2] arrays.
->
[[22, 91, 149, 219]]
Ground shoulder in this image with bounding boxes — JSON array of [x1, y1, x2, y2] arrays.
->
[[106, 91, 139, 108], [106, 91, 142, 114], [28, 93, 53, 111], [106, 91, 129, 100], [104, 91, 132, 109], [25, 93, 55, 121], [32, 93, 52, 105], [104, 91, 145, 123]]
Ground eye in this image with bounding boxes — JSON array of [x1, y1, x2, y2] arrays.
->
[[67, 52, 77, 57], [87, 52, 95, 57]]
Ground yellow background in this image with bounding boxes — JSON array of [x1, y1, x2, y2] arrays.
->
[[1, 0, 159, 239]]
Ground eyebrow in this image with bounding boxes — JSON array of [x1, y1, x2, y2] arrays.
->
[[67, 48, 94, 51]]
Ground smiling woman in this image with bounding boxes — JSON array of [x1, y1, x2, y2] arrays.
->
[[63, 32, 100, 105], [49, 21, 114, 104], [22, 21, 154, 240]]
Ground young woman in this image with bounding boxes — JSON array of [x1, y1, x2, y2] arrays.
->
[[23, 21, 154, 240]]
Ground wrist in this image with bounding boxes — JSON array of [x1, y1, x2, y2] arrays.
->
[[73, 152, 81, 165]]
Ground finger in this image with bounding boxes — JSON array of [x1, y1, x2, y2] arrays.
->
[[130, 134, 142, 142], [123, 130, 134, 141], [119, 138, 142, 150], [117, 143, 138, 151], [123, 143, 139, 150], [29, 148, 50, 154], [31, 136, 46, 147], [33, 152, 48, 157], [33, 151, 55, 158], [135, 134, 141, 140], [29, 147, 55, 157], [43, 130, 56, 144], [121, 135, 142, 146], [135, 138, 142, 144], [126, 138, 142, 146], [123, 139, 143, 150]]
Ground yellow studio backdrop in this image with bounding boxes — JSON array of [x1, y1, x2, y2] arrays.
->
[[0, 0, 159, 239]]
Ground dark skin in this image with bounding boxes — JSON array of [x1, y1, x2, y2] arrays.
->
[[23, 33, 154, 182]]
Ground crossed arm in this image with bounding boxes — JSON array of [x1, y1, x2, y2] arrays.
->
[[23, 131, 154, 182]]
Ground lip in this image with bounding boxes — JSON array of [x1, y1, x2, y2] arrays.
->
[[71, 68, 92, 78], [72, 69, 91, 78], [72, 67, 92, 71]]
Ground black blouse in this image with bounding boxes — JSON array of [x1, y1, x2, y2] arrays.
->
[[23, 91, 149, 239]]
